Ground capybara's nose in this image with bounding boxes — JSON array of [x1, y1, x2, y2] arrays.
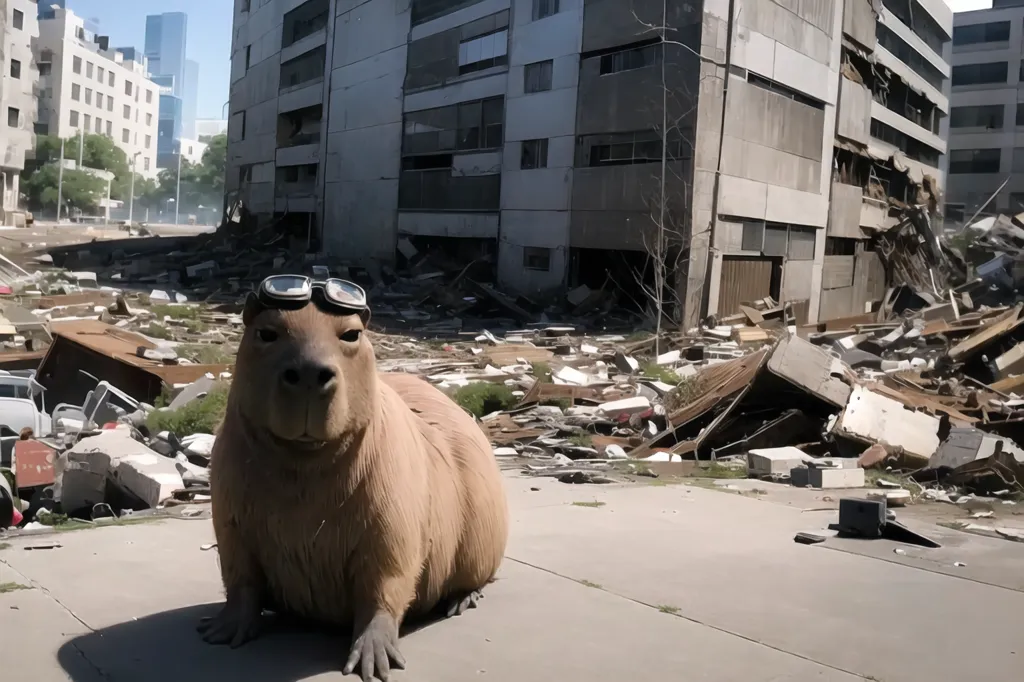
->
[[280, 362, 337, 395]]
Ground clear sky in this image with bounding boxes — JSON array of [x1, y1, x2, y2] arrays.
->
[[67, 0, 231, 119]]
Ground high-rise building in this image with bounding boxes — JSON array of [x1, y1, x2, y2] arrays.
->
[[2, 0, 40, 225], [145, 12, 197, 167], [947, 0, 1024, 222], [228, 0, 952, 325], [37, 0, 65, 21], [35, 8, 160, 178]]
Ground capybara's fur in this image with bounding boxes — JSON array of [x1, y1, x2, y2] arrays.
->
[[207, 298, 508, 642]]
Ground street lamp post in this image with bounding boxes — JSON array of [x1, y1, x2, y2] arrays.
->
[[174, 150, 182, 226], [56, 137, 65, 222], [128, 152, 141, 226]]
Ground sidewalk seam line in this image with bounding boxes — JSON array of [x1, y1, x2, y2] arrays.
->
[[505, 555, 871, 681]]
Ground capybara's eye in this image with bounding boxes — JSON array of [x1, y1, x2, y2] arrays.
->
[[339, 329, 362, 343], [256, 328, 278, 343]]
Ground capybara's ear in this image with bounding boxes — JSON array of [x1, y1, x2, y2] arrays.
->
[[359, 307, 371, 327], [242, 292, 264, 327]]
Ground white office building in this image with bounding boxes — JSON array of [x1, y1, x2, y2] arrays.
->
[[36, 7, 160, 178]]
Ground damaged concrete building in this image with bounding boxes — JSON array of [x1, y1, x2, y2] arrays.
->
[[1, 0, 40, 226], [946, 0, 1024, 222], [226, 0, 951, 326]]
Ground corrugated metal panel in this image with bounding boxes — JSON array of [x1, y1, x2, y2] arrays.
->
[[822, 255, 856, 289], [820, 286, 857, 321], [719, 257, 773, 316]]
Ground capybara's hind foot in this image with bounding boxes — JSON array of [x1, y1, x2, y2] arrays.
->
[[197, 588, 264, 648], [445, 589, 484, 618], [343, 610, 405, 682]]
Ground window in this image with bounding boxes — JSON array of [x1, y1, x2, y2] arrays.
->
[[1012, 148, 1024, 173], [97, 66, 105, 82], [73, 56, 82, 74], [13, 8, 23, 29], [145, 134, 151, 149], [69, 110, 79, 127], [85, 88, 92, 105], [949, 148, 1001, 174], [70, 83, 80, 101], [107, 97, 113, 112], [952, 61, 1008, 86], [86, 62, 94, 78], [245, 45, 252, 71], [876, 24, 945, 90], [748, 72, 824, 110], [1017, 104, 1024, 127], [123, 104, 131, 120], [788, 226, 816, 261], [97, 94, 104, 109], [122, 128, 130, 143], [108, 71, 115, 87], [146, 89, 153, 104], [39, 63, 51, 76], [402, 97, 504, 154], [532, 0, 559, 20], [10, 59, 21, 79], [524, 60, 553, 93], [825, 237, 857, 256], [413, 0, 488, 25], [241, 110, 247, 139], [7, 107, 19, 128], [146, 113, 153, 125], [282, 0, 330, 48], [125, 80, 133, 96], [953, 20, 1010, 46], [458, 30, 508, 75], [523, 247, 551, 271], [94, 117, 102, 133], [520, 139, 549, 169], [279, 45, 327, 89], [105, 120, 112, 136], [581, 130, 687, 167], [241, 0, 250, 11], [284, 166, 300, 183], [950, 105, 1003, 129], [144, 157, 150, 171], [599, 43, 659, 75], [83, 113, 91, 130]]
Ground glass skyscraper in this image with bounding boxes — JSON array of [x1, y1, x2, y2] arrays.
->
[[145, 12, 198, 167]]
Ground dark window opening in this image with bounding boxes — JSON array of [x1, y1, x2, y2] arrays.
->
[[412, 0, 486, 26], [882, 0, 949, 54], [870, 119, 941, 167], [7, 107, 20, 128], [532, 0, 559, 21], [282, 0, 330, 49], [953, 20, 1010, 46], [949, 148, 1001, 174], [877, 23, 946, 90], [458, 29, 508, 75], [748, 72, 824, 110], [524, 60, 553, 93], [520, 139, 549, 169], [599, 44, 659, 75], [952, 61, 1008, 87], [402, 97, 504, 155], [825, 237, 858, 256], [578, 130, 691, 167], [13, 9, 23, 30], [523, 247, 551, 271], [402, 154, 453, 170], [10, 59, 21, 79], [950, 104, 1004, 129]]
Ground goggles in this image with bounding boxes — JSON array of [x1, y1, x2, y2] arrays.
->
[[255, 275, 369, 315]]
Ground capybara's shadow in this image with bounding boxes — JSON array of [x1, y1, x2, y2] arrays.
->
[[57, 602, 456, 681]]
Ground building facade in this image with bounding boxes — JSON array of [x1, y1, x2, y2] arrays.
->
[[145, 12, 199, 168], [36, 8, 161, 178], [2, 0, 40, 224], [947, 0, 1024, 222], [195, 117, 227, 141], [227, 0, 951, 326]]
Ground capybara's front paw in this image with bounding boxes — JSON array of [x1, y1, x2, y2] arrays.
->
[[445, 589, 484, 618], [196, 588, 263, 648], [343, 611, 406, 682]]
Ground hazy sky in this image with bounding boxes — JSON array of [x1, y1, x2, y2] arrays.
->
[[948, 0, 994, 10], [67, 0, 232, 120]]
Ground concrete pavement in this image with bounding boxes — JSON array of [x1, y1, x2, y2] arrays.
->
[[1, 475, 1022, 681]]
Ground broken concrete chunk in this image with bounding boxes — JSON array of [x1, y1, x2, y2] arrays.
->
[[613, 352, 639, 374], [597, 396, 651, 420], [747, 447, 817, 478]]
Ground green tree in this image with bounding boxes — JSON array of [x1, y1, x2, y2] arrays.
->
[[23, 164, 105, 214], [198, 134, 227, 193]]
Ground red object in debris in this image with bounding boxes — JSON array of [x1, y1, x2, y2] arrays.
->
[[11, 507, 23, 526], [13, 439, 56, 488], [102, 422, 120, 429], [0, 285, 12, 295]]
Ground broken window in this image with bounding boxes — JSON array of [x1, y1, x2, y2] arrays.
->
[[458, 30, 508, 75], [523, 247, 551, 271], [950, 105, 1003, 129], [520, 139, 548, 169], [952, 61, 1008, 87], [953, 20, 1010, 46], [870, 119, 940, 167], [599, 43, 659, 76], [524, 60, 552, 93], [949, 148, 1001, 174]]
